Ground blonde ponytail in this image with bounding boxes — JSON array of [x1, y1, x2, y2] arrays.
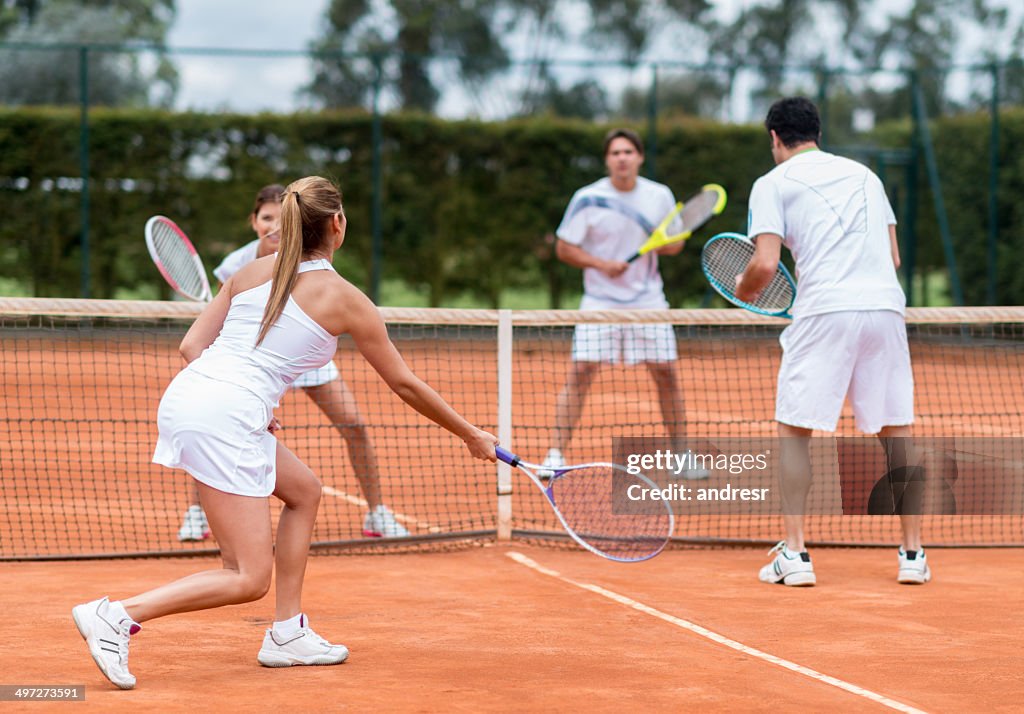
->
[[256, 176, 343, 345]]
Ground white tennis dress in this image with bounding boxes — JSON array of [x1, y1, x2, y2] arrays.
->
[[153, 259, 339, 496], [215, 241, 340, 388]]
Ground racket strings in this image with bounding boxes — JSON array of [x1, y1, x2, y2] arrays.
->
[[550, 465, 672, 560], [152, 222, 205, 298], [679, 190, 719, 231], [702, 237, 795, 311]]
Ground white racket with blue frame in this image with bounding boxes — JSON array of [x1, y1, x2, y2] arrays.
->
[[701, 232, 796, 318], [495, 445, 674, 563]]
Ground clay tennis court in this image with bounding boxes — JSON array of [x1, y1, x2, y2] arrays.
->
[[2, 545, 1022, 711], [1, 301, 1022, 710]]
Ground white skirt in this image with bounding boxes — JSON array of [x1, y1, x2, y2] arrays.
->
[[291, 360, 340, 388], [153, 369, 278, 497]]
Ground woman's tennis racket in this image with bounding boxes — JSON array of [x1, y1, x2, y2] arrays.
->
[[625, 183, 727, 263], [144, 215, 212, 302], [495, 446, 673, 563], [701, 232, 796, 318]]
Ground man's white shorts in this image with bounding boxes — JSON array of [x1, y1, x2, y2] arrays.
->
[[291, 360, 340, 389], [776, 310, 914, 433], [571, 322, 677, 364]]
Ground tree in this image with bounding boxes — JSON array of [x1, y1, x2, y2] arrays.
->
[[305, 0, 513, 112], [0, 0, 178, 107], [519, 63, 610, 119], [304, 0, 713, 117], [700, 0, 1021, 124]]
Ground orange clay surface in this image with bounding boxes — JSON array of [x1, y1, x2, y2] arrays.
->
[[1, 544, 1022, 712], [2, 324, 1023, 712]]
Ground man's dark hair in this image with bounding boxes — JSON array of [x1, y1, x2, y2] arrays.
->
[[765, 97, 821, 148], [603, 128, 644, 156]]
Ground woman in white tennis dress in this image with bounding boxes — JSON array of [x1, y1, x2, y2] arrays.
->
[[177, 184, 407, 542], [72, 176, 498, 690]]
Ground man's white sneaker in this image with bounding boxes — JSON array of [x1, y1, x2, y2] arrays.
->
[[539, 448, 566, 479], [257, 620, 349, 667], [178, 505, 210, 542], [897, 547, 931, 584], [71, 596, 139, 690], [362, 504, 410, 538], [678, 450, 711, 481], [758, 541, 816, 586]]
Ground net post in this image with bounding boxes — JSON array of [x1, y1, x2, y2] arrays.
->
[[496, 309, 513, 541]]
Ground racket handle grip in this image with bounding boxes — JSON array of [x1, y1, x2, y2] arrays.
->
[[494, 446, 518, 466], [625, 251, 641, 263]]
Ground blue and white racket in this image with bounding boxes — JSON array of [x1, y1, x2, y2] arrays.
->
[[701, 232, 796, 318], [495, 446, 673, 563]]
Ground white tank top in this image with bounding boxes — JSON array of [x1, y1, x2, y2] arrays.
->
[[188, 259, 339, 407]]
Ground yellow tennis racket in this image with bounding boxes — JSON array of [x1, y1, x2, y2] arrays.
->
[[625, 183, 727, 263]]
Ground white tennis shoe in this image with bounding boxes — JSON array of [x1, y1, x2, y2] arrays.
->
[[539, 448, 566, 479], [72, 596, 138, 689], [257, 620, 349, 667], [897, 547, 932, 584], [177, 505, 210, 542], [362, 504, 410, 538], [759, 541, 817, 586], [677, 450, 711, 481]]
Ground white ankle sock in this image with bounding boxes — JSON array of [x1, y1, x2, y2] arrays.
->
[[273, 613, 305, 638], [107, 600, 140, 632]]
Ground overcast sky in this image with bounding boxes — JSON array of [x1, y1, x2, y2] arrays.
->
[[165, 0, 328, 112], [163, 0, 1021, 117], [163, 0, 752, 115]]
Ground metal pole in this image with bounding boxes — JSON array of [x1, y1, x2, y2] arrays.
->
[[911, 72, 964, 306], [987, 63, 1000, 305], [904, 91, 920, 306], [817, 68, 830, 146], [370, 54, 383, 304], [646, 63, 658, 180], [78, 45, 91, 298]]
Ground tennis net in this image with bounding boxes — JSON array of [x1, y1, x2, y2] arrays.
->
[[1, 298, 1021, 559]]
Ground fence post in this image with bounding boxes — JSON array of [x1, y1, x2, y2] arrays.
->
[[646, 62, 658, 180], [987, 62, 1000, 305], [370, 53, 384, 303], [911, 70, 964, 306], [816, 67, 830, 144], [904, 84, 920, 305], [78, 45, 91, 298]]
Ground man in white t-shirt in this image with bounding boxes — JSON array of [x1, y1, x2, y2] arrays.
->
[[735, 97, 929, 586], [541, 129, 708, 479]]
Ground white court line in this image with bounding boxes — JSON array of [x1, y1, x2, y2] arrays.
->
[[505, 551, 929, 714], [321, 486, 442, 533]]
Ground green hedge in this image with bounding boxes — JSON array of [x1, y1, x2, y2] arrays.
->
[[873, 109, 1024, 306], [0, 108, 765, 305], [920, 109, 1024, 305], [2, 107, 1019, 306]]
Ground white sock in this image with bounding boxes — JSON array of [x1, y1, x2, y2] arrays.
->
[[107, 600, 140, 632], [273, 613, 305, 638], [545, 448, 563, 462]]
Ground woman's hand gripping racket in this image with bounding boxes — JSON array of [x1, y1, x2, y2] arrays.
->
[[495, 446, 673, 562], [144, 215, 212, 302], [701, 232, 796, 318], [624, 183, 727, 263]]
